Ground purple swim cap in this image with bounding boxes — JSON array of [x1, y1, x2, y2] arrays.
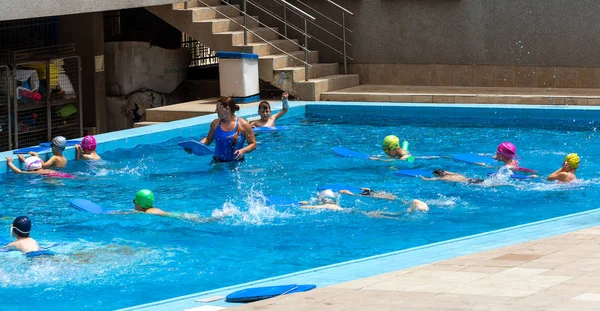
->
[[496, 142, 517, 160], [81, 135, 97, 151]]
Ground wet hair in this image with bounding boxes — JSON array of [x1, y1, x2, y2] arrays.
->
[[12, 216, 31, 238], [218, 96, 240, 113], [258, 101, 271, 111], [433, 169, 446, 177]]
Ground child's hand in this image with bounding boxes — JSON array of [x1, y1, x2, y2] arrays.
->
[[28, 151, 35, 155], [184, 148, 192, 154], [5, 157, 12, 163], [74, 144, 81, 151], [17, 154, 25, 162]]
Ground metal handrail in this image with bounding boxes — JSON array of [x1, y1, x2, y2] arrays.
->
[[247, 0, 312, 43], [295, 0, 353, 34], [327, 0, 354, 15], [278, 0, 316, 21], [196, 0, 312, 70], [274, 0, 353, 74]]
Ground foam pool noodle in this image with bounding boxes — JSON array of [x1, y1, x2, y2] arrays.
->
[[402, 140, 415, 163]]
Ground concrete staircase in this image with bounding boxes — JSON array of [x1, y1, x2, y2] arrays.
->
[[146, 0, 359, 100]]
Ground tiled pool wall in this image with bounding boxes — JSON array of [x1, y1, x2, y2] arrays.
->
[[2, 102, 599, 175], [306, 102, 600, 121]]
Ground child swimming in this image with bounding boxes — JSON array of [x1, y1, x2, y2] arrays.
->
[[75, 135, 101, 161], [493, 142, 519, 168], [382, 135, 413, 161], [421, 169, 484, 184], [548, 153, 579, 183], [131, 189, 219, 222], [6, 156, 60, 175], [250, 92, 289, 127], [5, 216, 40, 254], [27, 136, 68, 168]]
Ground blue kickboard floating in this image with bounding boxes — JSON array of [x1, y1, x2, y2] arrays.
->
[[487, 171, 535, 180], [253, 126, 288, 133], [39, 139, 81, 147], [226, 284, 316, 303], [12, 146, 49, 154], [69, 199, 106, 214], [25, 249, 55, 258], [331, 147, 370, 159], [453, 153, 496, 165], [265, 196, 298, 207], [394, 169, 434, 178], [316, 184, 362, 194], [178, 140, 214, 156]]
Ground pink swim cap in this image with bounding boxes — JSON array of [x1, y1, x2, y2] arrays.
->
[[81, 135, 97, 151], [496, 142, 517, 160]]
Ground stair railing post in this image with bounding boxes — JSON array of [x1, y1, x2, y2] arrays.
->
[[342, 12, 347, 74], [243, 0, 248, 45], [304, 18, 309, 81], [283, 3, 288, 37]]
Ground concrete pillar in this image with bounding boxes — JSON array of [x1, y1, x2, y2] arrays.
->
[[60, 12, 107, 133]]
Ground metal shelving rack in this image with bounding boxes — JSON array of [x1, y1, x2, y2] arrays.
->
[[11, 45, 82, 149], [0, 65, 9, 151]]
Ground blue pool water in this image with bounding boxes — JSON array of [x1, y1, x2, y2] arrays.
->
[[0, 113, 599, 310]]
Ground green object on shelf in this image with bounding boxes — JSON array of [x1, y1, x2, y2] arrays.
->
[[57, 104, 77, 117]]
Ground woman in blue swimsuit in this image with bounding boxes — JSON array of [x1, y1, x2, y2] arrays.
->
[[200, 97, 256, 162]]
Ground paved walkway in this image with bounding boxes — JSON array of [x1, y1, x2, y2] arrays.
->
[[230, 226, 600, 311], [321, 85, 600, 105]]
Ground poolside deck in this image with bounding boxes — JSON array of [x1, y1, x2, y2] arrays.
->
[[321, 85, 600, 105], [230, 226, 600, 311]]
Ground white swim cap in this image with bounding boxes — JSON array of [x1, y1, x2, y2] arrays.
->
[[24, 156, 43, 171], [317, 189, 339, 204]]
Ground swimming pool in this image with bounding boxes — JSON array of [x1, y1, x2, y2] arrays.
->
[[0, 103, 599, 310]]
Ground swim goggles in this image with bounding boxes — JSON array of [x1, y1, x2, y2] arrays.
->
[[9, 224, 30, 238]]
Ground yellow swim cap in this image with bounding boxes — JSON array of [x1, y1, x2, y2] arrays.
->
[[564, 153, 579, 169], [382, 135, 400, 151]]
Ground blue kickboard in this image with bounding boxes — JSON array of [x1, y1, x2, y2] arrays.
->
[[178, 140, 214, 156], [39, 139, 81, 147], [394, 169, 434, 177], [453, 153, 496, 165], [69, 199, 106, 214], [226, 284, 316, 303], [25, 249, 55, 258], [12, 146, 49, 154], [316, 184, 362, 194], [265, 196, 298, 207], [331, 147, 370, 159], [253, 126, 288, 134], [487, 171, 535, 180]]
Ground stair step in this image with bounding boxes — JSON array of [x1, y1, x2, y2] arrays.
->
[[294, 74, 360, 101], [217, 27, 279, 45], [174, 0, 222, 9], [133, 121, 164, 128], [237, 39, 301, 56], [261, 50, 320, 69], [200, 15, 260, 33], [258, 51, 320, 82], [191, 5, 241, 21], [274, 63, 340, 82]]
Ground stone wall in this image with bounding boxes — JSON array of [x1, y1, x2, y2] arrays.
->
[[0, 0, 184, 21]]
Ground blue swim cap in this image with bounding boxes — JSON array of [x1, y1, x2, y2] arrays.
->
[[12, 216, 31, 237]]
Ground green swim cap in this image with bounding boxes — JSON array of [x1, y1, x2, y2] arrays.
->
[[134, 189, 155, 209], [382, 135, 400, 151]]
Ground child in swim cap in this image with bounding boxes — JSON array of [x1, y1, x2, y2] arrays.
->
[[5, 216, 41, 254], [5, 156, 60, 175], [133, 189, 171, 216], [24, 136, 68, 168], [493, 142, 519, 168], [250, 92, 289, 127], [75, 135, 101, 161], [548, 153, 579, 183], [382, 135, 413, 161]]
